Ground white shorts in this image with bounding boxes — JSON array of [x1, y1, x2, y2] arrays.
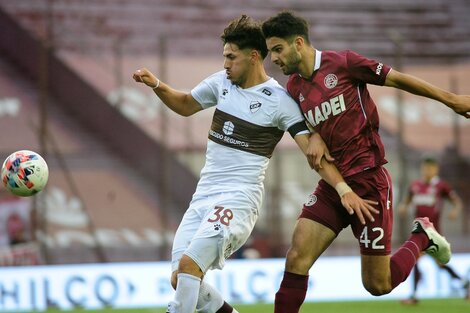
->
[[171, 192, 258, 273]]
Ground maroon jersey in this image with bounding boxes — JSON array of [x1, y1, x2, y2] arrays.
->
[[409, 177, 453, 226], [287, 50, 392, 177]]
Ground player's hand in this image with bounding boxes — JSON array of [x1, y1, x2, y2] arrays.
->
[[340, 191, 379, 225], [132, 68, 159, 88], [449, 94, 470, 118], [306, 133, 335, 171]]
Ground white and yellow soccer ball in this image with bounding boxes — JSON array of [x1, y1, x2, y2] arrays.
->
[[1, 150, 49, 197]]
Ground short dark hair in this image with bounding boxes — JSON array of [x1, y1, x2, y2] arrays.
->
[[262, 11, 310, 44], [221, 15, 268, 59], [421, 154, 439, 165]]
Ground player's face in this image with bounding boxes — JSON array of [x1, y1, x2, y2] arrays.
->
[[266, 37, 301, 75], [223, 43, 251, 86], [421, 163, 439, 181]]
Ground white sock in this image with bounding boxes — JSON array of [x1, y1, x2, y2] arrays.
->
[[196, 281, 224, 313], [171, 273, 201, 313]]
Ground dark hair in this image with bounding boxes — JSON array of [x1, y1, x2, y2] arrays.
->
[[262, 11, 310, 44], [221, 15, 268, 59], [421, 154, 438, 165]]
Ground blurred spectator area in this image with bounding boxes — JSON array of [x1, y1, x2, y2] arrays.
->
[[0, 0, 469, 263]]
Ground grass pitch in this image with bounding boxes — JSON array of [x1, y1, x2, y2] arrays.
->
[[40, 298, 469, 313]]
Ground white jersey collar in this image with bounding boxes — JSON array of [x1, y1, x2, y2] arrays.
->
[[314, 49, 322, 71]]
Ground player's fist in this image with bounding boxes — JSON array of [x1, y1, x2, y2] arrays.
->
[[449, 94, 470, 118], [132, 68, 159, 88]]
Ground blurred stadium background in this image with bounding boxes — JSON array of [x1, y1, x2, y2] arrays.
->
[[0, 0, 469, 311]]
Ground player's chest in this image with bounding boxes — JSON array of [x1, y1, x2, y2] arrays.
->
[[296, 80, 352, 127], [413, 183, 441, 195], [217, 87, 276, 125]]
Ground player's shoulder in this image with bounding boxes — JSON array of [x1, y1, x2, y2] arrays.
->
[[199, 70, 230, 87], [321, 50, 360, 67], [286, 74, 302, 95], [204, 70, 227, 83], [321, 49, 350, 60], [257, 77, 289, 99], [436, 177, 451, 188], [258, 78, 298, 109]]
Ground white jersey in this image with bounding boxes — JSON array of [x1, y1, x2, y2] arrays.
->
[[190, 70, 308, 210]]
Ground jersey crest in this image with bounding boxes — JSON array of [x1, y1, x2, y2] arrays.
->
[[324, 73, 338, 89]]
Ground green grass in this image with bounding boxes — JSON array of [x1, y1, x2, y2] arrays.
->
[[37, 298, 469, 313]]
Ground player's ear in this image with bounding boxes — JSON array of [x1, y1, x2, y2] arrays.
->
[[294, 36, 304, 51], [250, 49, 260, 63]]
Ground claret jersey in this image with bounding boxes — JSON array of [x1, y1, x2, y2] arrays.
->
[[191, 70, 308, 209], [287, 50, 392, 177], [409, 176, 453, 225]]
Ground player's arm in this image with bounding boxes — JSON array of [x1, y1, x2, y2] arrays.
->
[[305, 133, 335, 171], [294, 133, 379, 224], [384, 69, 470, 118], [132, 68, 203, 116], [447, 191, 463, 220]]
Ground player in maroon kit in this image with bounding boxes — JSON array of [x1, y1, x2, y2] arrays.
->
[[261, 11, 470, 312], [398, 156, 468, 303]]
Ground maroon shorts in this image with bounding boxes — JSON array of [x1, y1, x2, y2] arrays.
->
[[300, 166, 393, 256]]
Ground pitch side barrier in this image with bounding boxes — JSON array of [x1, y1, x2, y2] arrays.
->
[[0, 254, 469, 311]]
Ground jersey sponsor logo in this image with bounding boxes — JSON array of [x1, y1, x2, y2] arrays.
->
[[412, 194, 436, 206], [375, 63, 383, 75], [299, 93, 305, 102], [304, 93, 346, 127], [209, 109, 283, 158], [250, 101, 262, 113], [209, 124, 250, 148], [324, 74, 338, 89], [222, 121, 235, 135]]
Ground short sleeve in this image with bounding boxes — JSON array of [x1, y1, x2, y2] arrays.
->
[[276, 90, 309, 134], [439, 181, 453, 199], [346, 50, 391, 86], [190, 71, 224, 109]]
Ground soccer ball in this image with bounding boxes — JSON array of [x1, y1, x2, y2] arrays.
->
[[1, 150, 49, 197]]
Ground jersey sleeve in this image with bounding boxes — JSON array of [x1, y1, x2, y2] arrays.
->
[[190, 71, 224, 109], [276, 90, 310, 136], [439, 180, 453, 199], [345, 50, 391, 86]]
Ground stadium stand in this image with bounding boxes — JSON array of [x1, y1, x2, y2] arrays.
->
[[0, 6, 198, 263], [1, 0, 470, 64], [0, 0, 469, 261]]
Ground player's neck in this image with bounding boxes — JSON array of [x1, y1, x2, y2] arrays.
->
[[298, 46, 316, 79], [240, 67, 269, 89], [423, 175, 437, 184]]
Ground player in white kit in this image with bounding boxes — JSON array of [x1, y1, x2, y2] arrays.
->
[[133, 15, 377, 313]]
